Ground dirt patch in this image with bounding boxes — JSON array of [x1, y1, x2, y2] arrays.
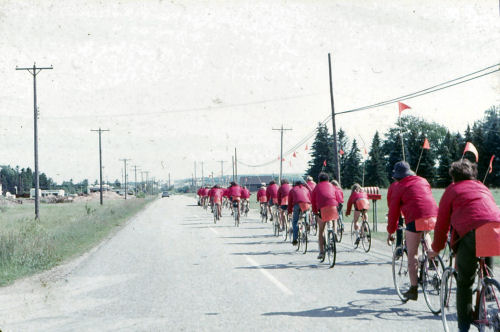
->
[[72, 191, 134, 203]]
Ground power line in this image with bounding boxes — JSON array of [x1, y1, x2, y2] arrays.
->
[[238, 63, 499, 168]]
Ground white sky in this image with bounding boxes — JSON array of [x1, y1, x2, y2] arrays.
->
[[0, 0, 499, 184]]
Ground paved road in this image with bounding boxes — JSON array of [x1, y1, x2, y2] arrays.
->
[[0, 195, 445, 331]]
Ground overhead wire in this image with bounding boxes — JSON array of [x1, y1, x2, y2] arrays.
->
[[238, 64, 500, 167]]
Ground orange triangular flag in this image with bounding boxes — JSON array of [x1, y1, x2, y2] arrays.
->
[[423, 138, 430, 150], [305, 144, 309, 150], [463, 142, 479, 162], [293, 152, 297, 158], [339, 149, 345, 155], [398, 102, 411, 116], [489, 155, 495, 174]]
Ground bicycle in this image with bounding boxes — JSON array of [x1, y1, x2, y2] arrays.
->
[[336, 205, 344, 243], [309, 211, 318, 236], [213, 203, 221, 224], [270, 205, 280, 237], [282, 211, 289, 242], [392, 228, 445, 314], [350, 209, 371, 252], [260, 203, 268, 223], [319, 220, 336, 268], [232, 200, 240, 227], [240, 200, 249, 217], [441, 233, 500, 332], [296, 210, 309, 254]]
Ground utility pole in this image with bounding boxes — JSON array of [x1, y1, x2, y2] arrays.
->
[[91, 128, 110, 205], [168, 173, 171, 188], [234, 148, 238, 184], [272, 125, 292, 184], [217, 160, 225, 185], [194, 161, 197, 187], [144, 171, 149, 195], [232, 156, 235, 182], [201, 161, 204, 187], [16, 62, 53, 220], [328, 53, 341, 186], [119, 159, 131, 199], [131, 165, 140, 196]]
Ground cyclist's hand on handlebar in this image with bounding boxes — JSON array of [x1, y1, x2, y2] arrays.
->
[[387, 234, 395, 246]]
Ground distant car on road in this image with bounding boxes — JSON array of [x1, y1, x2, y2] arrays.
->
[[162, 191, 170, 198]]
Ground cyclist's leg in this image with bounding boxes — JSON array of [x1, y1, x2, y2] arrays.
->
[[405, 229, 422, 287], [292, 204, 300, 243], [333, 218, 338, 234], [396, 216, 404, 247], [318, 219, 326, 255], [353, 210, 361, 231], [456, 231, 478, 331]]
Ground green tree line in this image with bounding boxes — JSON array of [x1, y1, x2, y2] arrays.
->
[[306, 105, 500, 188]]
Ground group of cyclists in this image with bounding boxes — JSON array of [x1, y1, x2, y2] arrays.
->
[[196, 159, 500, 332]]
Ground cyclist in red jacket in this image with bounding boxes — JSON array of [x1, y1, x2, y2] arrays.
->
[[277, 179, 292, 230], [386, 161, 438, 301], [266, 180, 279, 221], [288, 180, 312, 245], [346, 183, 370, 246], [257, 183, 268, 221], [428, 159, 500, 331], [311, 173, 340, 260]]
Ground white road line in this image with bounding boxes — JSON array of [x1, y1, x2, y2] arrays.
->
[[245, 256, 293, 296], [209, 227, 219, 235]]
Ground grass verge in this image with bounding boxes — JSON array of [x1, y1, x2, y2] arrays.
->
[[0, 198, 154, 286]]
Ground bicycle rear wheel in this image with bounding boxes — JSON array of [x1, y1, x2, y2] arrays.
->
[[327, 231, 336, 268], [392, 245, 410, 302], [301, 225, 308, 254], [422, 255, 445, 314], [282, 216, 288, 242], [311, 217, 318, 236], [361, 220, 371, 253], [477, 277, 500, 331], [441, 268, 458, 332], [336, 218, 343, 243], [213, 209, 217, 224]]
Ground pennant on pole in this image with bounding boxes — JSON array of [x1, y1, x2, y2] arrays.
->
[[422, 138, 430, 150], [282, 158, 285, 161], [293, 152, 297, 158], [463, 142, 479, 162], [339, 149, 345, 155], [363, 148, 368, 155], [305, 144, 309, 150], [323, 160, 327, 167], [489, 155, 495, 174], [398, 102, 411, 116]]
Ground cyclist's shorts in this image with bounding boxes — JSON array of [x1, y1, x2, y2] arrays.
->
[[258, 197, 267, 203], [320, 205, 338, 222], [213, 198, 221, 204], [268, 198, 274, 206], [232, 201, 239, 207], [280, 205, 287, 211], [355, 198, 369, 211], [299, 202, 311, 212]]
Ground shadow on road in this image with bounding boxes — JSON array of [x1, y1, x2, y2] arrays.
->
[[231, 251, 296, 256], [357, 287, 397, 296], [236, 262, 321, 270], [334, 259, 390, 267], [262, 299, 440, 322], [219, 234, 275, 239]]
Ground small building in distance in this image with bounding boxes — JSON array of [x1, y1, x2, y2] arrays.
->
[[30, 188, 65, 198], [239, 175, 274, 192]]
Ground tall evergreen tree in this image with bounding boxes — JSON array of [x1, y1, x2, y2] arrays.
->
[[365, 131, 389, 187], [482, 106, 500, 186], [306, 123, 334, 180], [343, 139, 363, 188], [436, 131, 454, 187]]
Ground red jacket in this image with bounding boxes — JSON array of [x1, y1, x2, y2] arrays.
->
[[288, 185, 311, 214], [266, 184, 279, 201], [346, 191, 369, 216], [257, 188, 267, 202], [306, 180, 316, 192], [229, 185, 242, 198], [197, 188, 203, 196], [277, 183, 292, 205], [311, 181, 339, 214], [222, 188, 229, 198], [387, 175, 438, 234], [241, 188, 251, 199], [212, 188, 224, 201], [431, 180, 500, 252], [335, 187, 344, 204], [201, 188, 209, 197]]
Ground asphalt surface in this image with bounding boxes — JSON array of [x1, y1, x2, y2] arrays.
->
[[0, 195, 446, 331]]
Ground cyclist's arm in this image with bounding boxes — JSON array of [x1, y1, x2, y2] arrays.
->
[[387, 189, 402, 234], [431, 188, 454, 252]]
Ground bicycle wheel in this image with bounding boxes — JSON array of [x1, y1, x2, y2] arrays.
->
[[213, 209, 217, 224], [440, 241, 453, 269], [477, 277, 500, 331], [282, 216, 288, 242], [422, 255, 445, 314], [301, 226, 308, 254], [441, 268, 458, 332], [312, 217, 318, 236], [273, 218, 278, 236], [361, 221, 371, 253], [392, 245, 410, 302], [336, 219, 343, 243], [350, 221, 357, 248], [327, 231, 336, 268]]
